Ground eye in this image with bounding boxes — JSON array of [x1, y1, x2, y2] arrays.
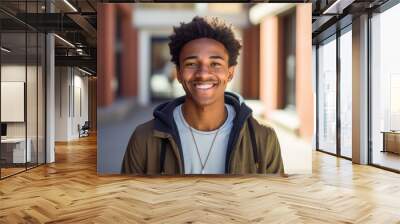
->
[[185, 62, 197, 68], [210, 62, 221, 67]]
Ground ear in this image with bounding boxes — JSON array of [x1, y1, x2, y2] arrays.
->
[[176, 66, 183, 83], [228, 66, 235, 82]]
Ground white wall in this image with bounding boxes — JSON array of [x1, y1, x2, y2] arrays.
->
[[1, 65, 26, 81], [55, 67, 89, 141], [55, 66, 69, 141], [71, 73, 89, 138]]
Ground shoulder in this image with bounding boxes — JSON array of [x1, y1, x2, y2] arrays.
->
[[128, 119, 156, 146], [133, 120, 155, 136], [248, 116, 277, 139], [122, 120, 155, 174]]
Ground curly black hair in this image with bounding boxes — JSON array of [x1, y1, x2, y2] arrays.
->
[[168, 16, 242, 67]]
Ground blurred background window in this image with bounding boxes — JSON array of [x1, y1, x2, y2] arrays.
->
[[115, 12, 123, 98], [283, 10, 296, 111]]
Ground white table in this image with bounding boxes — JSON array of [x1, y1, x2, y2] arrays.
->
[[1, 138, 31, 163]]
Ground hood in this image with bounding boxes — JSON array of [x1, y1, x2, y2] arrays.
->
[[152, 91, 253, 173], [153, 91, 250, 133]]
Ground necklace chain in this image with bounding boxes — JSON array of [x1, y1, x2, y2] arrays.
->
[[180, 106, 225, 174], [189, 126, 220, 174]]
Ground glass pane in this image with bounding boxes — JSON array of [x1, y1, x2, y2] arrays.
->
[[38, 33, 45, 165], [27, 31, 38, 169], [1, 31, 27, 177], [318, 36, 337, 154], [371, 4, 400, 171], [340, 29, 352, 158]]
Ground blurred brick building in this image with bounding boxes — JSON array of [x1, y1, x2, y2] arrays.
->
[[97, 3, 313, 141]]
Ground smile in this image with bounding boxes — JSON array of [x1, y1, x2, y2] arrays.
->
[[194, 83, 217, 90]]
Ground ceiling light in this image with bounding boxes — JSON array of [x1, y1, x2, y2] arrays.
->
[[78, 67, 93, 76], [1, 47, 11, 53], [76, 48, 84, 55], [322, 0, 355, 15], [63, 0, 78, 12], [54, 34, 75, 48]]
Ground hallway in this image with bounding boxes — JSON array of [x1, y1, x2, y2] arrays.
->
[[0, 135, 399, 223]]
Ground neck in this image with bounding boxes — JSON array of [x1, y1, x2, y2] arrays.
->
[[181, 97, 227, 131]]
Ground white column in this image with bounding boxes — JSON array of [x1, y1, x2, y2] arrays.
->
[[46, 32, 55, 163], [138, 30, 150, 106], [352, 14, 369, 164]]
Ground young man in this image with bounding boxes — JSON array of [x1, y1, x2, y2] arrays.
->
[[121, 16, 284, 175]]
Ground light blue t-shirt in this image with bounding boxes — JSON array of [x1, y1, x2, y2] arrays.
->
[[173, 104, 236, 174]]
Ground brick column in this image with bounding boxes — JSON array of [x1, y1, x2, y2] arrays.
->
[[296, 4, 314, 141], [118, 4, 138, 98], [260, 16, 285, 117], [97, 4, 115, 107], [242, 25, 260, 99]]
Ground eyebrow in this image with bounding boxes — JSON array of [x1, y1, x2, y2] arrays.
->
[[182, 56, 197, 61], [182, 55, 225, 62], [209, 55, 224, 60]]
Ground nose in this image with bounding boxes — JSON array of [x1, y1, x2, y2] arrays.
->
[[195, 63, 211, 77]]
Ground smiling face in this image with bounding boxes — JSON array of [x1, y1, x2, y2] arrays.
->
[[177, 38, 235, 107]]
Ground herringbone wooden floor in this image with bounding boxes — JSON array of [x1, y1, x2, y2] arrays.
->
[[1, 134, 400, 223]]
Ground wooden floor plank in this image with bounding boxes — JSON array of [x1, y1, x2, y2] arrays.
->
[[0, 134, 399, 223]]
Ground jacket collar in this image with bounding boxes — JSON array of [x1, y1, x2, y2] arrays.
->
[[152, 92, 253, 173], [153, 92, 250, 133]]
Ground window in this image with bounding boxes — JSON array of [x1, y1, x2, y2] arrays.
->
[[317, 35, 337, 154], [149, 37, 184, 101], [283, 12, 296, 110], [339, 27, 352, 158], [371, 3, 400, 171]]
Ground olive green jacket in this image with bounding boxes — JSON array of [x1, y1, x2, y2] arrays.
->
[[121, 92, 284, 175]]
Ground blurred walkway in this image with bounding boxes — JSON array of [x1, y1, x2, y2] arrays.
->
[[98, 99, 311, 174], [248, 100, 312, 174], [255, 116, 312, 174], [98, 100, 161, 173]]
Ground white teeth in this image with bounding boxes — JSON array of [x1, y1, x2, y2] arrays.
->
[[195, 84, 214, 89]]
